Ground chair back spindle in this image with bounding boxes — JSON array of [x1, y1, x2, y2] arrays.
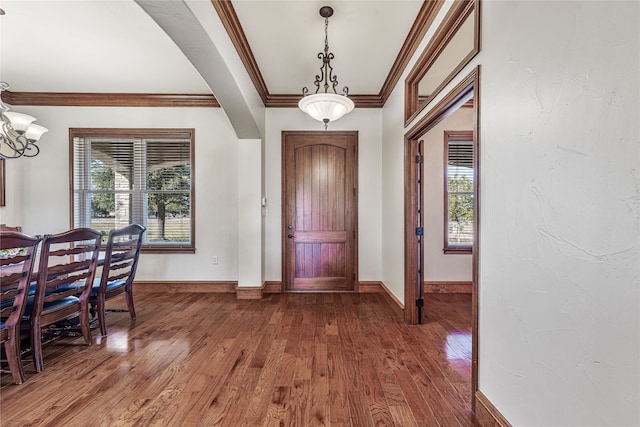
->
[[28, 227, 102, 372], [92, 224, 145, 337], [0, 231, 41, 384]]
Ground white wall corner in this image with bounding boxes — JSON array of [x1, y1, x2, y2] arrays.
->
[[237, 138, 263, 287]]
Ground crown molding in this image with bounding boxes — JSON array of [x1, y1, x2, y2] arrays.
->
[[378, 0, 445, 104], [265, 93, 384, 109], [212, 0, 443, 109], [1, 91, 220, 108], [211, 0, 270, 105], [2, 1, 444, 110]]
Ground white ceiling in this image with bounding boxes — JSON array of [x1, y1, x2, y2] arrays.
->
[[0, 0, 424, 98], [0, 0, 210, 93], [232, 1, 423, 95]]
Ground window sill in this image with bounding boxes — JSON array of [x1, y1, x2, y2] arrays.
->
[[141, 246, 195, 254], [443, 247, 472, 254]]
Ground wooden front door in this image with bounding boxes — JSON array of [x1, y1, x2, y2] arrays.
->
[[282, 131, 358, 291]]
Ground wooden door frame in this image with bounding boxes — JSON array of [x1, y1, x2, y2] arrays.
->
[[404, 66, 480, 410], [281, 130, 359, 292]]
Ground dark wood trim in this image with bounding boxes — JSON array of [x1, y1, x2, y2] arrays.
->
[[0, 159, 5, 207], [3, 91, 219, 108], [69, 128, 195, 139], [265, 93, 384, 109], [404, 136, 423, 325], [423, 96, 474, 109], [405, 71, 477, 140], [135, 281, 237, 293], [424, 281, 472, 293], [443, 247, 472, 254], [475, 391, 512, 427], [262, 94, 306, 108], [378, 0, 445, 104], [405, 0, 480, 125], [263, 281, 283, 294], [405, 65, 479, 410], [235, 283, 266, 300], [266, 281, 390, 296], [472, 66, 481, 414], [211, 0, 270, 105], [380, 281, 405, 318], [357, 281, 383, 293], [444, 130, 473, 140]]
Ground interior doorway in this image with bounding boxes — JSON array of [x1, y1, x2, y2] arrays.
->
[[404, 67, 479, 408], [281, 131, 358, 292]]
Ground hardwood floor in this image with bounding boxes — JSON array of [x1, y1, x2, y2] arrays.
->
[[0, 292, 475, 426]]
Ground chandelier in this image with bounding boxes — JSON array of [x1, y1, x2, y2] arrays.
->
[[0, 81, 48, 159], [299, 6, 354, 130]]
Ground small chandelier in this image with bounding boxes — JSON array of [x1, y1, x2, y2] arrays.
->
[[0, 81, 48, 159], [299, 6, 354, 130]]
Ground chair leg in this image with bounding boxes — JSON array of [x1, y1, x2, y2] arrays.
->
[[97, 299, 108, 337], [4, 338, 25, 384], [125, 289, 136, 320], [79, 303, 92, 345], [31, 324, 43, 373]]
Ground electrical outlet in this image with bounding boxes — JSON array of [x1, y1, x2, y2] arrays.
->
[[212, 256, 218, 265]]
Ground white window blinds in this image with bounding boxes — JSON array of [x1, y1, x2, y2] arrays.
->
[[445, 131, 474, 251], [71, 129, 195, 252]]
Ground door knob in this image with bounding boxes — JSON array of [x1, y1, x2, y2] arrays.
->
[[287, 234, 294, 239]]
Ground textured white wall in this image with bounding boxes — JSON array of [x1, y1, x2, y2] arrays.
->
[[380, 84, 408, 301], [380, 0, 454, 302], [263, 107, 383, 284], [478, 1, 639, 425], [0, 106, 241, 283], [423, 107, 473, 281]]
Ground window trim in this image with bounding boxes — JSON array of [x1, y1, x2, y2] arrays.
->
[[69, 128, 196, 253], [444, 130, 473, 254]]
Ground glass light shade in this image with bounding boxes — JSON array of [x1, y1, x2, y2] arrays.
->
[[25, 124, 48, 142], [298, 93, 355, 124], [3, 111, 36, 133]]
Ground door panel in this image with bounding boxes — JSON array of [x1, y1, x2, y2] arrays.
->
[[283, 131, 357, 291]]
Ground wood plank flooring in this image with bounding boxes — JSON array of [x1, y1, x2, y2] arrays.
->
[[0, 292, 476, 426]]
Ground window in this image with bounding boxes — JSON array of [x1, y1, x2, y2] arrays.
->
[[444, 130, 474, 253], [71, 128, 195, 253]]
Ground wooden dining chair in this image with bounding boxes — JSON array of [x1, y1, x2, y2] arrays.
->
[[25, 227, 102, 372], [0, 231, 41, 384], [90, 224, 145, 337]]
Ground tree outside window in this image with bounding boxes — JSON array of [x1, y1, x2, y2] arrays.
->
[[444, 130, 474, 253], [71, 128, 195, 253]]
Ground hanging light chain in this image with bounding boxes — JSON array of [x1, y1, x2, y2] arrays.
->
[[302, 6, 349, 97]]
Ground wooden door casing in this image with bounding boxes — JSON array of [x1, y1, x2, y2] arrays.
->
[[282, 131, 358, 291]]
